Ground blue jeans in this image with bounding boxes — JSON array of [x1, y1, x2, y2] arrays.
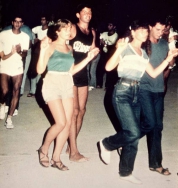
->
[[30, 74, 41, 94], [139, 89, 164, 169], [103, 79, 141, 176], [20, 49, 32, 94], [87, 53, 100, 87]]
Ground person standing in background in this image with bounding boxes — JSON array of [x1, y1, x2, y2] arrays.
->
[[162, 17, 177, 94], [27, 15, 48, 98], [87, 26, 101, 91], [96, 21, 118, 89], [0, 14, 29, 128], [2, 23, 33, 115]]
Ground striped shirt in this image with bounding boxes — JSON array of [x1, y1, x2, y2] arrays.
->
[[117, 43, 149, 81]]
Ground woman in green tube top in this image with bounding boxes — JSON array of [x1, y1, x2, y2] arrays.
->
[[36, 19, 99, 171]]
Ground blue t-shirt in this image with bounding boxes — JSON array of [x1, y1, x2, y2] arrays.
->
[[140, 38, 169, 92], [117, 43, 149, 81]]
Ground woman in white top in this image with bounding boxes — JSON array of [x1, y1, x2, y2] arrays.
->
[[97, 20, 178, 184]]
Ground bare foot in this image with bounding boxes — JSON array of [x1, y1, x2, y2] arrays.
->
[[65, 145, 70, 154], [69, 153, 89, 162]]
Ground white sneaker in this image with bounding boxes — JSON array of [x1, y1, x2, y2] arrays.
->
[[5, 106, 9, 113], [4, 106, 18, 116], [0, 104, 5, 120], [88, 86, 94, 91], [5, 118, 14, 129], [120, 175, 142, 184], [98, 140, 111, 164], [13, 109, 18, 116]]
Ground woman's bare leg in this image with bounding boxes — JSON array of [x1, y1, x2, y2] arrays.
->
[[68, 86, 89, 162], [51, 97, 73, 169], [39, 99, 67, 166]]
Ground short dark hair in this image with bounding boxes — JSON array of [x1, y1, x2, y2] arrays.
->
[[76, 2, 92, 13], [41, 14, 49, 21], [108, 21, 116, 26], [149, 16, 166, 27], [130, 19, 149, 31], [123, 19, 149, 43], [12, 14, 24, 22]]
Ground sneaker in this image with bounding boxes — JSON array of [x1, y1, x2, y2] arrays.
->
[[4, 106, 18, 116], [120, 175, 142, 184], [97, 140, 111, 165], [88, 86, 94, 91], [5, 106, 9, 113], [5, 118, 14, 129], [13, 109, 18, 116], [5, 106, 18, 116], [0, 104, 5, 120]]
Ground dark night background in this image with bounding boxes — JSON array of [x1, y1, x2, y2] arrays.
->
[[1, 0, 178, 35]]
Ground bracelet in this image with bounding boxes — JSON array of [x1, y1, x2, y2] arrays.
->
[[168, 65, 174, 70]]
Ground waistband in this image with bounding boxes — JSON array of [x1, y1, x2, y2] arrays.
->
[[119, 78, 139, 86], [48, 71, 71, 75]]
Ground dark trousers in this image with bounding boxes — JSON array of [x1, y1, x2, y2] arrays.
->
[[103, 79, 141, 176], [139, 89, 164, 168]]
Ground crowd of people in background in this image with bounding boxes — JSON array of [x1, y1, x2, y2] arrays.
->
[[0, 2, 178, 185]]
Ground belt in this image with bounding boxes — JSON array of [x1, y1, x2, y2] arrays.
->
[[48, 71, 70, 75], [120, 78, 139, 86]]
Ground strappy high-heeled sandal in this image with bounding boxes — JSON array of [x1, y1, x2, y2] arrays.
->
[[37, 147, 49, 168], [51, 159, 69, 171]]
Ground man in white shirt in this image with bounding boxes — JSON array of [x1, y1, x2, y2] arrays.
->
[[96, 21, 118, 89], [27, 15, 48, 97], [0, 14, 29, 128], [32, 16, 48, 41]]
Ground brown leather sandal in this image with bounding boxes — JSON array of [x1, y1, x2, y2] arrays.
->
[[37, 147, 49, 168], [27, 93, 35, 98], [150, 167, 171, 175], [51, 159, 69, 171]]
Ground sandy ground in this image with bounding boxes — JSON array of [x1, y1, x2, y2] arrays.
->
[[0, 68, 178, 188]]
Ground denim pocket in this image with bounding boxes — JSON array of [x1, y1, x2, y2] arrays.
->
[[115, 83, 130, 92]]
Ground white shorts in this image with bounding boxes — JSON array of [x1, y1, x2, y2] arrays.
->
[[0, 60, 23, 76]]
